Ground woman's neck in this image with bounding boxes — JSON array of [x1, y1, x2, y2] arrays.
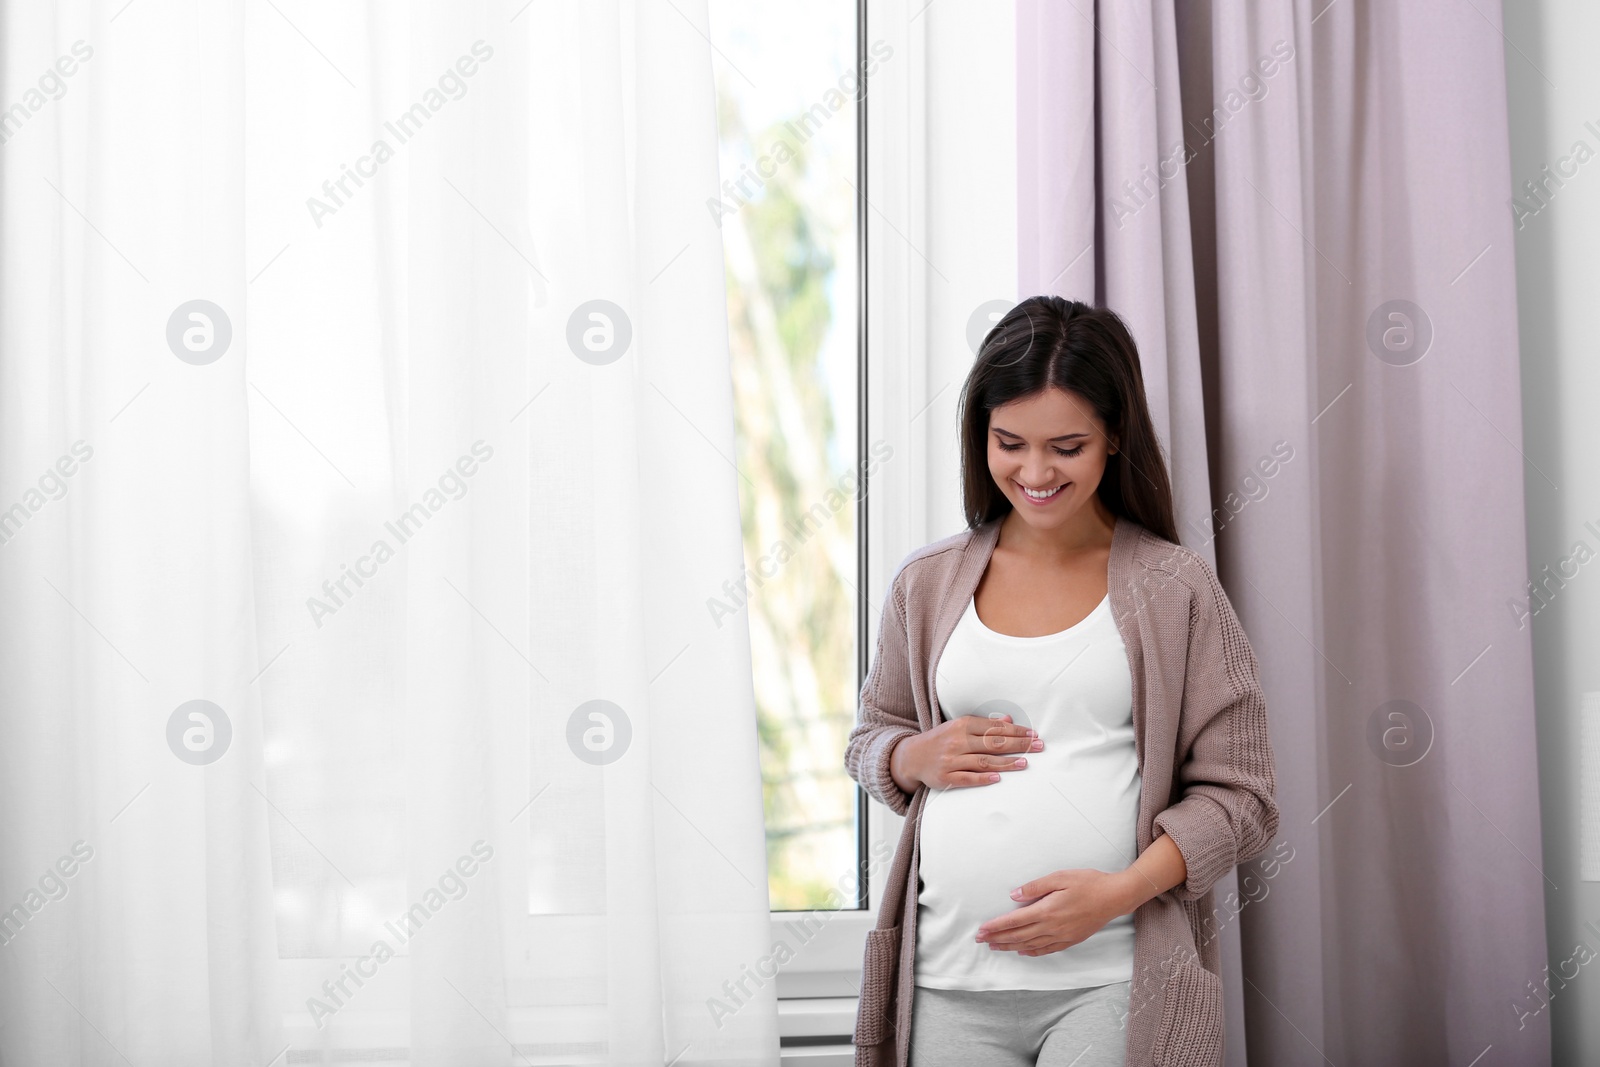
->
[[998, 498, 1116, 561]]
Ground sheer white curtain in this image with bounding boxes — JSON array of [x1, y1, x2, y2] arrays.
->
[[0, 2, 778, 1065]]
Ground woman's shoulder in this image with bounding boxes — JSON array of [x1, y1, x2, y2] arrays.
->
[[1121, 523, 1239, 622], [881, 522, 990, 611], [891, 525, 980, 579], [1125, 523, 1207, 577]]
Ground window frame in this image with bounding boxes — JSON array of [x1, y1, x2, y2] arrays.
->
[[768, 0, 921, 1011]]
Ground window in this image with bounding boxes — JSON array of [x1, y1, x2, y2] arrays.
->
[[708, 0, 865, 915]]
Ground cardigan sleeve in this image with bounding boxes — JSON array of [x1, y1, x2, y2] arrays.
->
[[844, 575, 920, 817], [1151, 551, 1281, 902]]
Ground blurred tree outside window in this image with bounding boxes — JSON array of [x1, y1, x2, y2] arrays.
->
[[709, 2, 861, 911]]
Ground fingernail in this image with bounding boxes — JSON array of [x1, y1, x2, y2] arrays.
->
[[1014, 758, 1027, 768], [987, 773, 1000, 783], [1010, 888, 1023, 899], [1030, 739, 1044, 751]]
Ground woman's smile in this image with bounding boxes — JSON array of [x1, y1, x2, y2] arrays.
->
[[1015, 478, 1068, 504]]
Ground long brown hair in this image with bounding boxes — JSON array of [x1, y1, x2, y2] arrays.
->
[[957, 296, 1179, 543]]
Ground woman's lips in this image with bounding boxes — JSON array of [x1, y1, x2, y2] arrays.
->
[[1015, 478, 1066, 505]]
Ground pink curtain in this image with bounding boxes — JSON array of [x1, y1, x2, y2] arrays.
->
[[1018, 1, 1549, 1063]]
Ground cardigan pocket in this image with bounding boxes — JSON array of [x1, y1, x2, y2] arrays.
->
[[1151, 954, 1224, 1067], [854, 924, 901, 1047]]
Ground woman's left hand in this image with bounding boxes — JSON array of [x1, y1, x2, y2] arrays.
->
[[974, 869, 1132, 956]]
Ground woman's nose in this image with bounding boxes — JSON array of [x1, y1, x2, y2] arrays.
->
[[1018, 462, 1058, 487]]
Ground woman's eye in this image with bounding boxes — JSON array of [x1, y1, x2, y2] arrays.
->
[[996, 442, 1084, 458]]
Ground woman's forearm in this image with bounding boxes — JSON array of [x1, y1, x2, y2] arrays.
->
[[888, 731, 923, 793], [1108, 832, 1188, 915]]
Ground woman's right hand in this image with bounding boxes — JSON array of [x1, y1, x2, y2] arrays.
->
[[888, 714, 1042, 792]]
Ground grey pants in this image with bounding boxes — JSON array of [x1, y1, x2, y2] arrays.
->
[[908, 981, 1131, 1067]]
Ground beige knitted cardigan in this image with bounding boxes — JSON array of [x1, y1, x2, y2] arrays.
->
[[844, 514, 1279, 1067]]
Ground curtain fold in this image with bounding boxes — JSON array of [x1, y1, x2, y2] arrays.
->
[[0, 2, 778, 1065], [1018, 1, 1549, 1063]]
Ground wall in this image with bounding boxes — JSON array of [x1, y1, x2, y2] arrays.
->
[[1503, 0, 1600, 1062]]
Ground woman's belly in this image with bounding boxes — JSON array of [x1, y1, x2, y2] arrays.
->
[[915, 741, 1142, 990]]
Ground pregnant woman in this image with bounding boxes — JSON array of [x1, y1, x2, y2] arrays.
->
[[845, 297, 1279, 1067]]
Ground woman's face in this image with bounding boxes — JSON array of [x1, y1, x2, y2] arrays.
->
[[986, 386, 1118, 529]]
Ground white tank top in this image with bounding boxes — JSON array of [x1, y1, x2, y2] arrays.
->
[[914, 591, 1140, 990]]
